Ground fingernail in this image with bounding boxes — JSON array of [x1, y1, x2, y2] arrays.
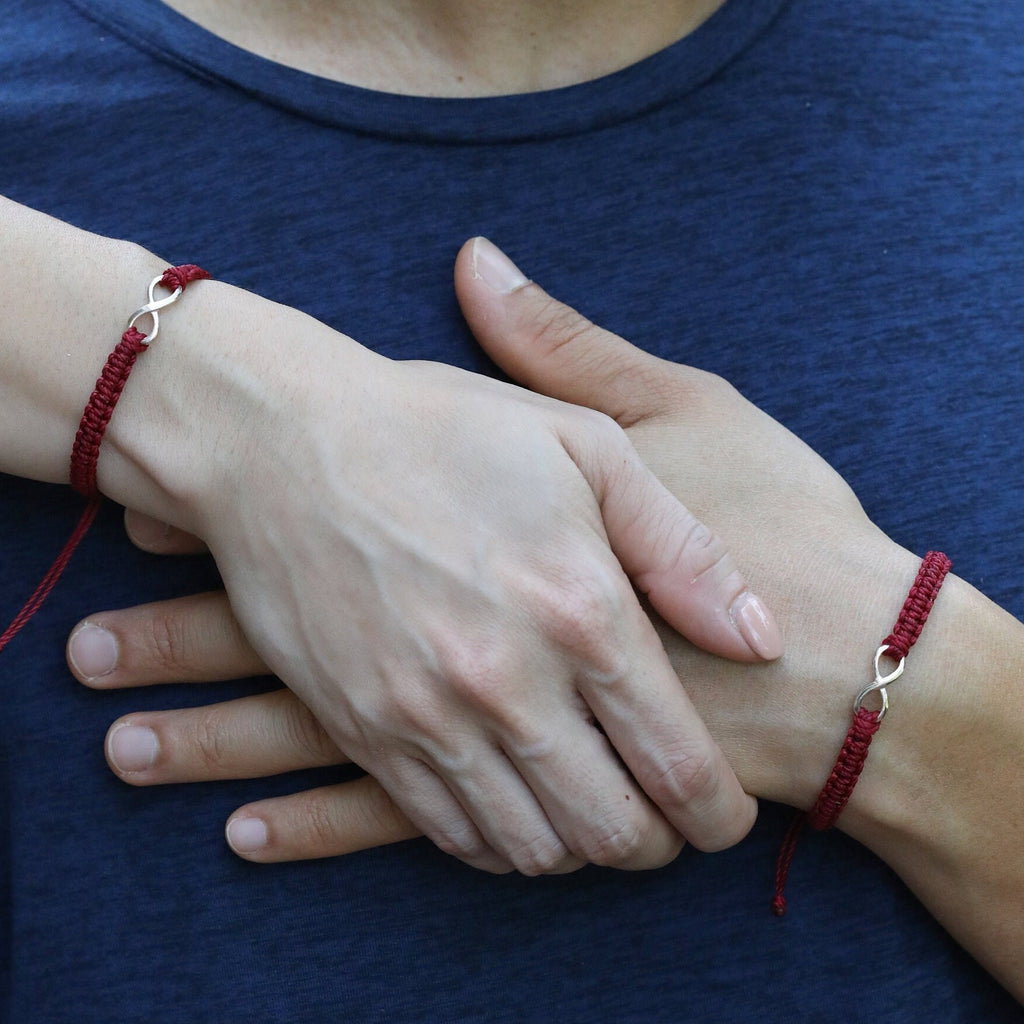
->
[[730, 592, 785, 661], [471, 237, 529, 295], [226, 817, 268, 854], [126, 511, 173, 550], [68, 623, 119, 679], [108, 724, 159, 773]]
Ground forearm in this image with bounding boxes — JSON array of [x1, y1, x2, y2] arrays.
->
[[847, 573, 1024, 1000], [0, 197, 164, 483], [0, 195, 374, 531], [663, 536, 1024, 999]]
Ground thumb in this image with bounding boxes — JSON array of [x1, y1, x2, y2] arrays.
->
[[455, 238, 782, 664], [455, 236, 682, 423]]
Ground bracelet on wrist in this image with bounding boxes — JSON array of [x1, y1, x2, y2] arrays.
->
[[0, 265, 209, 656], [772, 550, 952, 916]]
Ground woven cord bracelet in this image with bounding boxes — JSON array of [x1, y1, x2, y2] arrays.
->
[[771, 550, 952, 915], [0, 264, 210, 656]]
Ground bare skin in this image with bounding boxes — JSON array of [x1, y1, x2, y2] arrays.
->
[[162, 0, 727, 95]]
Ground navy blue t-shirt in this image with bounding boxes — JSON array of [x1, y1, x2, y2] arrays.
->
[[2, 0, 1023, 1019]]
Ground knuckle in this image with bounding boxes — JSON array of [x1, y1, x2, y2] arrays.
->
[[523, 297, 596, 361], [643, 831, 686, 869], [577, 404, 623, 440], [578, 817, 646, 868], [382, 677, 448, 741], [668, 365, 737, 409], [504, 835, 572, 877], [619, 363, 739, 430], [428, 823, 491, 865], [433, 636, 516, 716], [677, 518, 729, 576], [429, 742, 478, 780], [698, 368, 738, 402], [187, 707, 233, 776], [646, 510, 737, 601], [572, 405, 633, 459], [296, 792, 342, 852], [644, 744, 721, 814], [282, 699, 337, 766], [538, 575, 627, 676], [144, 609, 193, 675]]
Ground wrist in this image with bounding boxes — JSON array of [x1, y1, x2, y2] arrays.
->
[[97, 274, 377, 537], [836, 572, 1024, 996], [0, 202, 166, 484], [840, 571, 1024, 853], [660, 527, 918, 811]]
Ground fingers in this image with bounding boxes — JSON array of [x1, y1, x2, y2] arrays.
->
[[68, 591, 268, 687], [455, 237, 782, 664], [508, 544, 757, 852], [225, 776, 421, 863], [368, 757, 532, 874], [499, 710, 686, 869], [580, 601, 757, 851], [105, 690, 425, 863], [102, 689, 446, 867], [124, 508, 207, 554], [105, 689, 345, 783]]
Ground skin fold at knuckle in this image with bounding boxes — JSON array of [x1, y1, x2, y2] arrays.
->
[[278, 693, 341, 768], [143, 607, 197, 678], [503, 833, 577, 877], [424, 820, 493, 867], [186, 706, 237, 777], [519, 295, 596, 365], [576, 815, 648, 869], [265, 790, 343, 859], [534, 570, 629, 679], [642, 742, 726, 832]]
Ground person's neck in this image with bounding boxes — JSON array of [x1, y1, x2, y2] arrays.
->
[[162, 0, 726, 97]]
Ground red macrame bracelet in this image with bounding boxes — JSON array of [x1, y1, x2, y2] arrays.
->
[[0, 265, 209, 656], [771, 550, 952, 916]]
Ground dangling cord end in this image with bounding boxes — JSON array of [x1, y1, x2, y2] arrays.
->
[[0, 496, 102, 654], [771, 811, 807, 916], [771, 707, 882, 917]]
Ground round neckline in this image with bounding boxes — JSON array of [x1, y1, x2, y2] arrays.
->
[[66, 0, 789, 141]]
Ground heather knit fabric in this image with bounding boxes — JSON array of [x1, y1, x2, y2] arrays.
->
[[1, 1, 1022, 1019]]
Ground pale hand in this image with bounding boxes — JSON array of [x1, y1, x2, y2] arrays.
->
[[70, 238, 784, 876]]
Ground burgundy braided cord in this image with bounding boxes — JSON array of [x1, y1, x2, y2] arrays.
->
[[772, 551, 952, 916], [0, 265, 209, 655]]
